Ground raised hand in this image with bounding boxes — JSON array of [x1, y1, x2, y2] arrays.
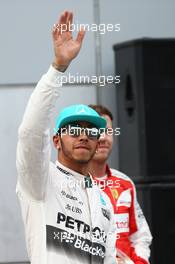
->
[[52, 11, 85, 72]]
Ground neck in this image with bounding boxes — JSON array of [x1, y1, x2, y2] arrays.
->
[[58, 156, 88, 176], [89, 160, 107, 178]]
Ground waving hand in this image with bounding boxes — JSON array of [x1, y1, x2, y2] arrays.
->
[[52, 11, 85, 72]]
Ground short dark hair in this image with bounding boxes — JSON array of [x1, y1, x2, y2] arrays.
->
[[88, 104, 113, 121]]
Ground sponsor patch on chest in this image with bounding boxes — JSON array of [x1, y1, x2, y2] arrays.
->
[[115, 213, 129, 233], [117, 189, 131, 207]]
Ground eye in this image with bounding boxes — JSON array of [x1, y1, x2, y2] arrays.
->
[[86, 128, 100, 139], [69, 126, 82, 136]]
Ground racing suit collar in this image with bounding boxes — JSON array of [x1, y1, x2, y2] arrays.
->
[[55, 160, 90, 181], [92, 164, 112, 186], [106, 164, 112, 178]]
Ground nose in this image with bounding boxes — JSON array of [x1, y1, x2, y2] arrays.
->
[[99, 133, 106, 142], [78, 131, 88, 141]]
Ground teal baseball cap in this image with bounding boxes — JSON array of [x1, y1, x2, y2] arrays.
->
[[54, 104, 106, 133]]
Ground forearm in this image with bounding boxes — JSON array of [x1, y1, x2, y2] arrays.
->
[[16, 66, 62, 200], [19, 65, 62, 134]]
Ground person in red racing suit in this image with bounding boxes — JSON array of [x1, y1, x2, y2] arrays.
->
[[88, 104, 152, 264]]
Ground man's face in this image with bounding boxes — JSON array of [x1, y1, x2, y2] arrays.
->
[[53, 121, 99, 164], [93, 114, 113, 162]]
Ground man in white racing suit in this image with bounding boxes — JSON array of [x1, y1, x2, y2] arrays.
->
[[88, 105, 152, 264], [16, 11, 117, 264]]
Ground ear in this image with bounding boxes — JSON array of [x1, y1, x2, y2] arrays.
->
[[53, 135, 61, 150]]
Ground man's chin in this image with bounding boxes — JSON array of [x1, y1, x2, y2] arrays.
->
[[73, 153, 92, 164], [73, 156, 91, 164], [94, 152, 109, 162]]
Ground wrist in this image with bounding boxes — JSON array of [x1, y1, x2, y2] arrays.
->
[[52, 61, 68, 72]]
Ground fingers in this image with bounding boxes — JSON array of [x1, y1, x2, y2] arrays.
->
[[52, 11, 68, 39], [69, 12, 73, 28], [66, 12, 73, 32], [52, 11, 73, 38], [59, 11, 67, 25], [52, 10, 85, 44], [76, 28, 86, 44]]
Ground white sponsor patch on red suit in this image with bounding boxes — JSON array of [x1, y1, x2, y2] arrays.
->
[[117, 189, 131, 207], [115, 213, 129, 233]]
